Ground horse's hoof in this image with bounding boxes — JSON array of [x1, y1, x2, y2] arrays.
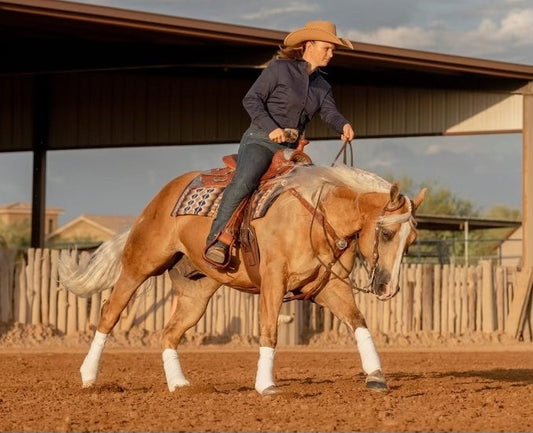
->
[[365, 369, 389, 394], [260, 385, 282, 396], [366, 380, 389, 393], [80, 363, 98, 388], [168, 380, 191, 392]]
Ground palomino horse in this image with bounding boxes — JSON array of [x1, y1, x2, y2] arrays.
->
[[59, 163, 425, 395]]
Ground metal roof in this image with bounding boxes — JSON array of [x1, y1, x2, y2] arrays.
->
[[2, 0, 533, 85], [415, 214, 521, 232]]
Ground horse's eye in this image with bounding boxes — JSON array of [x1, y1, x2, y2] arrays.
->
[[381, 228, 395, 241]]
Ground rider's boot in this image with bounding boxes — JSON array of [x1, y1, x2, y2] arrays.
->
[[205, 240, 229, 265]]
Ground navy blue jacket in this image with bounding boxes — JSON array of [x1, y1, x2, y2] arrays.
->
[[242, 58, 350, 135]]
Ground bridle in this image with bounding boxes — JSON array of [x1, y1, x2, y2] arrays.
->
[[357, 193, 411, 293], [284, 184, 413, 302]]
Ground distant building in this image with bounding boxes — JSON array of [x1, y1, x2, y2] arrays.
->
[[0, 202, 64, 235], [47, 214, 136, 247]]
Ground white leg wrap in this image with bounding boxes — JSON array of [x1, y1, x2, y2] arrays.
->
[[80, 330, 108, 387], [162, 348, 190, 392], [255, 346, 275, 394], [354, 327, 382, 374]]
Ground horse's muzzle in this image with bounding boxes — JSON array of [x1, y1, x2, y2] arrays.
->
[[372, 268, 400, 301], [376, 284, 399, 301]]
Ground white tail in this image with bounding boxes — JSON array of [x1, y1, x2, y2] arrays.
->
[[58, 230, 130, 298]]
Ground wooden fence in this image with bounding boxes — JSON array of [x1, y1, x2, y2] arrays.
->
[[0, 247, 529, 344]]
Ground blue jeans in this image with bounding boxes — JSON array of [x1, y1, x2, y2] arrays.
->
[[207, 126, 286, 243]]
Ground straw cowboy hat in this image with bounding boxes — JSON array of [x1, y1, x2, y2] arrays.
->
[[283, 21, 354, 50]]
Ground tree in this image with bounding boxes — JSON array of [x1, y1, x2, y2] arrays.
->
[[0, 218, 31, 248], [385, 175, 521, 264], [485, 204, 521, 220], [390, 176, 479, 216]]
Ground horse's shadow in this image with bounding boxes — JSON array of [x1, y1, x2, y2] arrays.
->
[[390, 368, 533, 385], [281, 368, 533, 395]]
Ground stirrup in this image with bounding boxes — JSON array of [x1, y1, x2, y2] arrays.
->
[[203, 239, 231, 269]]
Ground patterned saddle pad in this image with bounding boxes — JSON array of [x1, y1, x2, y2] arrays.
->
[[170, 174, 281, 220]]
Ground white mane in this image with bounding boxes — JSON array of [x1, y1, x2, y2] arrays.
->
[[273, 163, 392, 204], [270, 163, 414, 228]]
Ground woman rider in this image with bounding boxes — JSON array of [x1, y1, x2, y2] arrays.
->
[[205, 20, 356, 265]]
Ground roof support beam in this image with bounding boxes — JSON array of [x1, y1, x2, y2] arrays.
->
[[30, 75, 50, 248], [31, 147, 46, 248], [523, 81, 533, 269]]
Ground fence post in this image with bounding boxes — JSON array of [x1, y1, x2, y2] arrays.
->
[[40, 248, 50, 326], [31, 248, 42, 325], [67, 289, 78, 335], [506, 267, 533, 338], [66, 250, 78, 335], [481, 259, 496, 332], [495, 266, 505, 332], [448, 264, 457, 334], [460, 265, 468, 333], [476, 265, 483, 332], [422, 264, 433, 331], [433, 264, 441, 334], [441, 264, 449, 334], [0, 249, 16, 322], [413, 264, 422, 331], [57, 250, 68, 334], [49, 249, 59, 328], [14, 258, 25, 323], [467, 265, 477, 332], [405, 265, 416, 332]]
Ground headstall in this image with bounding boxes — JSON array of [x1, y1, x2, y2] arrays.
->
[[286, 185, 412, 301]]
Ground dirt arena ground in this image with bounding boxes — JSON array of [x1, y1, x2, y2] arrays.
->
[[1, 331, 532, 433]]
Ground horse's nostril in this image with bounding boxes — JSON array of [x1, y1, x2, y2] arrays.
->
[[375, 283, 387, 296]]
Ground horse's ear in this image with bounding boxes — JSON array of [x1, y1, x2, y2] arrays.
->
[[390, 182, 401, 205], [412, 188, 427, 211]]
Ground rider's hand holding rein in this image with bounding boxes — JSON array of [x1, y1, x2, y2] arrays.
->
[[342, 123, 355, 142], [269, 128, 286, 143]]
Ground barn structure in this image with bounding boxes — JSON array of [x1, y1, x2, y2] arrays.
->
[[1, 0, 532, 315]]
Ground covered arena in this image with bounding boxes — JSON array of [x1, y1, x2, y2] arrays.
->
[[1, 2, 533, 431], [1, 0, 532, 337]]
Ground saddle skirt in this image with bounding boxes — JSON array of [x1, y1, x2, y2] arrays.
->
[[170, 175, 280, 221], [170, 147, 312, 221]]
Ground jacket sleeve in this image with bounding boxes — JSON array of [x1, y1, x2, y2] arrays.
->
[[242, 62, 280, 134], [318, 89, 350, 134]]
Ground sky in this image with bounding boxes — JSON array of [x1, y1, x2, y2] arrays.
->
[[1, 0, 532, 225]]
